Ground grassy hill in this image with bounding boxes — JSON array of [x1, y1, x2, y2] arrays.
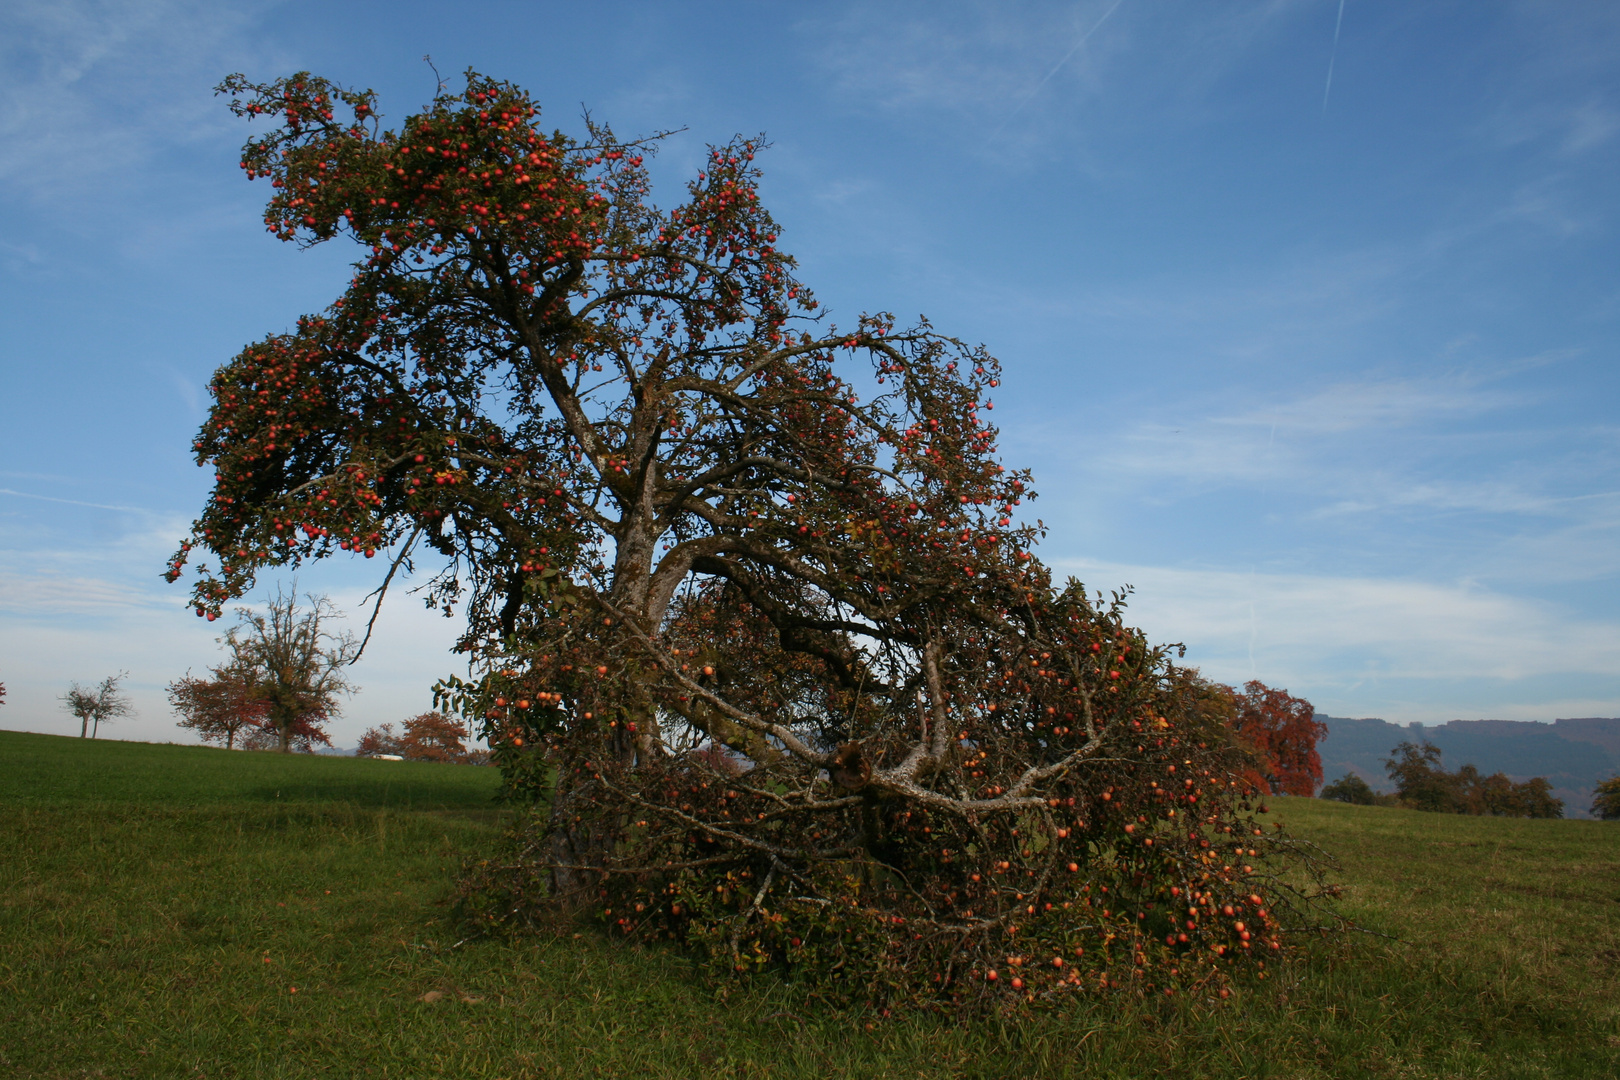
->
[[2, 729, 1617, 1079]]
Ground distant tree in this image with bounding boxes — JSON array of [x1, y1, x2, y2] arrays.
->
[[688, 741, 743, 777], [360, 712, 482, 763], [1231, 681, 1327, 796], [1319, 773, 1381, 805], [1385, 740, 1562, 818], [62, 673, 133, 739], [168, 659, 270, 749], [226, 588, 357, 752], [1384, 740, 1460, 812], [0, 681, 6, 709], [1592, 777, 1620, 820], [356, 723, 404, 757], [1509, 776, 1564, 819], [396, 711, 472, 762]]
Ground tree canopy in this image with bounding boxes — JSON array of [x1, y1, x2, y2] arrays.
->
[[1230, 681, 1326, 797], [1318, 773, 1386, 806], [169, 69, 1337, 1009], [1593, 776, 1620, 820], [168, 658, 270, 750]]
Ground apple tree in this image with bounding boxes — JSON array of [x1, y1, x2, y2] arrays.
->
[[169, 70, 1337, 1008]]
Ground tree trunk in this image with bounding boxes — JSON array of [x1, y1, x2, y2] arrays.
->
[[544, 767, 625, 907], [80, 715, 88, 738]]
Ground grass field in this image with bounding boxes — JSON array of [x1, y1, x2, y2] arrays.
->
[[2, 729, 1616, 1079]]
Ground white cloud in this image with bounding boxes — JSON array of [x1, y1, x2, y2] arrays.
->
[[1563, 100, 1620, 154], [1052, 557, 1620, 722]]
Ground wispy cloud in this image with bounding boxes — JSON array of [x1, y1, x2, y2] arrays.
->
[[1217, 376, 1517, 434], [1075, 373, 1615, 528], [805, 1, 1134, 129], [1053, 557, 1620, 721], [0, 571, 172, 616], [998, 0, 1128, 131], [0, 0, 270, 200], [1563, 100, 1620, 154]]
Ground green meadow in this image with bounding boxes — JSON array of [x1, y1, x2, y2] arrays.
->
[[1, 728, 1615, 1079]]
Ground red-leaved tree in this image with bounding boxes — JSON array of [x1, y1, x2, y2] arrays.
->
[[359, 711, 479, 762], [1231, 681, 1326, 797], [356, 723, 403, 757], [167, 70, 1337, 1009], [168, 658, 271, 749]]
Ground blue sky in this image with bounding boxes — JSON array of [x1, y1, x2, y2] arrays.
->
[[2, 0, 1616, 747]]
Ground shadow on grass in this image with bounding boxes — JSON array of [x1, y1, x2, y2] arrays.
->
[[242, 777, 505, 810]]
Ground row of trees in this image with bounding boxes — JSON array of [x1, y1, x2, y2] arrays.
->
[[1320, 740, 1565, 818], [357, 711, 487, 763]]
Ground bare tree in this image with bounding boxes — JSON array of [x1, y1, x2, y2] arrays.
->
[[63, 673, 133, 738], [226, 588, 357, 752]]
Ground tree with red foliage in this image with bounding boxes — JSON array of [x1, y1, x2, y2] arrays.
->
[[356, 723, 403, 757], [1230, 681, 1326, 797], [167, 70, 1336, 1009], [359, 711, 477, 762], [397, 711, 472, 761], [168, 658, 271, 749]]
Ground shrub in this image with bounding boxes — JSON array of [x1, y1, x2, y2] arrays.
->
[[1318, 773, 1387, 806]]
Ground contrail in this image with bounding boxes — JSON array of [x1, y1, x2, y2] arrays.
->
[[999, 0, 1128, 132], [0, 488, 149, 515], [1322, 0, 1346, 114]]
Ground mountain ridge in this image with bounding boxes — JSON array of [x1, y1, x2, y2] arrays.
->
[[1312, 715, 1620, 820]]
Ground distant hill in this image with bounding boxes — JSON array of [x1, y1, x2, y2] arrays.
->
[[1314, 715, 1620, 819]]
